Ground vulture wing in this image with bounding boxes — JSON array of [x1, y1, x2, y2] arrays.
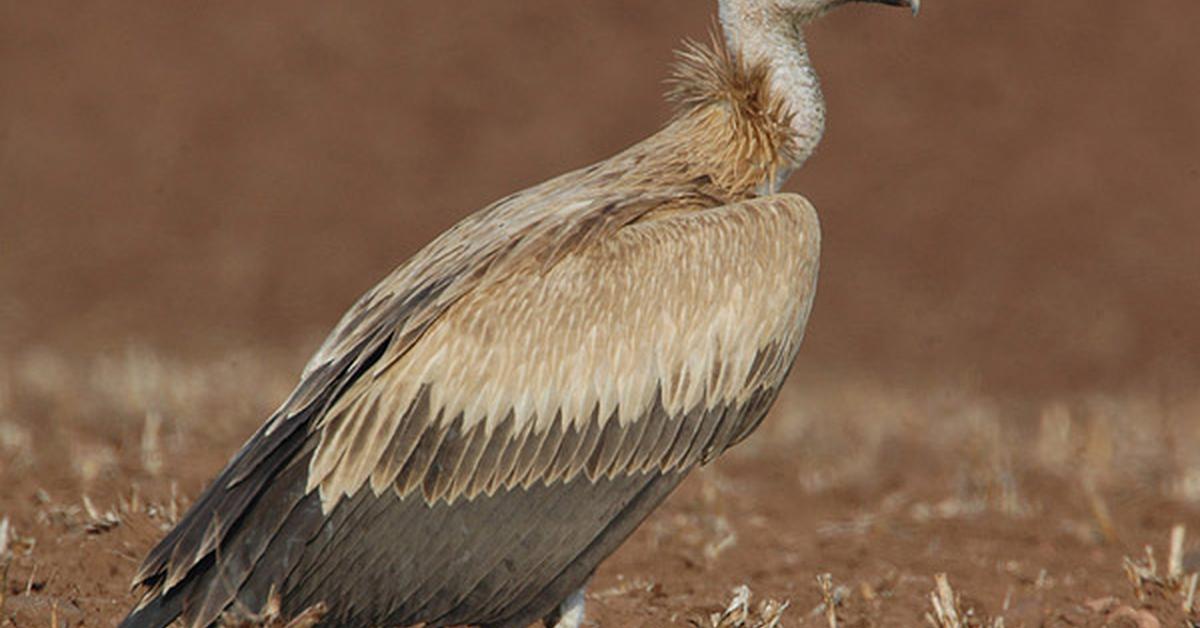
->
[[123, 192, 819, 628]]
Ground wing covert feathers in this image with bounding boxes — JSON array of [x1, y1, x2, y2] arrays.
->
[[309, 194, 819, 509]]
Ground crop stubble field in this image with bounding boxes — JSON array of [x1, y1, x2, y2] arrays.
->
[[1, 1, 1199, 626]]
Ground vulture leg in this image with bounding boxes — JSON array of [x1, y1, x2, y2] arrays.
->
[[543, 586, 587, 628]]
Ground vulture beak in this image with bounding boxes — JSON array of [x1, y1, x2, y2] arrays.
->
[[859, 0, 921, 16]]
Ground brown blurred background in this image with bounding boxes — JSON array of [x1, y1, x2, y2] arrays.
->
[[2, 0, 1198, 398]]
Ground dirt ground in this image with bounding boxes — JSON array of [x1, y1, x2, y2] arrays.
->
[[2, 1, 1199, 626]]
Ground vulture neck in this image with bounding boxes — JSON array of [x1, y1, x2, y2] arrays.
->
[[719, 6, 825, 189]]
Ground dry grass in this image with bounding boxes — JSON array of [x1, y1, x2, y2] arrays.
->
[[756, 370, 1200, 531], [698, 586, 788, 628], [1, 348, 1199, 625], [925, 574, 1004, 628], [1119, 525, 1200, 622], [811, 573, 840, 627]]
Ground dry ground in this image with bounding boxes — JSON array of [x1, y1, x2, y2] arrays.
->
[[1, 351, 1198, 626], [2, 1, 1199, 626]]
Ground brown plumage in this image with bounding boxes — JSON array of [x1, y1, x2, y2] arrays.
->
[[121, 1, 917, 626]]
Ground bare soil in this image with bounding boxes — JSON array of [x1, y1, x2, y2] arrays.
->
[[2, 362, 1199, 626], [2, 1, 1199, 626]]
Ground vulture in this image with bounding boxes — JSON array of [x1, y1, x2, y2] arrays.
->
[[121, 0, 918, 626]]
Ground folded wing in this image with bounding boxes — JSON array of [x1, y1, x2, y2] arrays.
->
[[125, 192, 820, 628]]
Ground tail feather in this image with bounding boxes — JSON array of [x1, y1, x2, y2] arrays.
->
[[123, 340, 382, 627], [119, 567, 193, 628], [190, 456, 318, 625], [123, 415, 314, 627]]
